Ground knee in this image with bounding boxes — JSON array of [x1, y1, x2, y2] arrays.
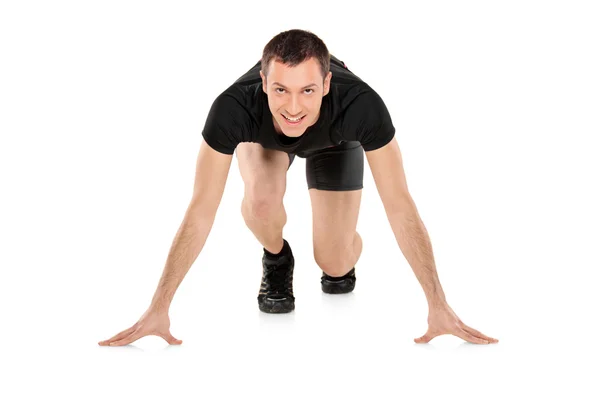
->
[[242, 183, 285, 221], [316, 262, 348, 278], [314, 241, 355, 278], [314, 232, 362, 277], [353, 231, 363, 259]]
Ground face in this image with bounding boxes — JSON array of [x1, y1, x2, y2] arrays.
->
[[260, 57, 332, 137]]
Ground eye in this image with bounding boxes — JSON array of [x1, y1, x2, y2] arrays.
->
[[275, 88, 314, 94]]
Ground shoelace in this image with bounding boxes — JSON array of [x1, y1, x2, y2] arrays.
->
[[263, 262, 292, 295]]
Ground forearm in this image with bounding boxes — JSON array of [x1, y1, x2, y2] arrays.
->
[[149, 209, 216, 312], [385, 205, 446, 308]]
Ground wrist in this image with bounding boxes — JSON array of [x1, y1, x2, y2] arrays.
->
[[426, 294, 447, 309], [149, 299, 170, 314]]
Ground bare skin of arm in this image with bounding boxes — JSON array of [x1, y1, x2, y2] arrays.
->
[[366, 138, 498, 344], [98, 140, 233, 346]]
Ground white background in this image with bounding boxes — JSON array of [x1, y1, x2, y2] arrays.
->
[[1, 0, 599, 398]]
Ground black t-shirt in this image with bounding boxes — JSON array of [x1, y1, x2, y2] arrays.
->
[[201, 55, 395, 158]]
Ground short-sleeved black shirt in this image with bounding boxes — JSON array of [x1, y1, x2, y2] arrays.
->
[[201, 55, 395, 158]]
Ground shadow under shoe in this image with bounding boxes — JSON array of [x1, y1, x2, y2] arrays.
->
[[321, 268, 356, 294], [258, 245, 295, 313]]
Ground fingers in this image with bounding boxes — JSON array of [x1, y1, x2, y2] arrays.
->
[[414, 334, 432, 344], [414, 329, 439, 344], [460, 323, 499, 343], [98, 325, 137, 346], [99, 328, 182, 347], [454, 327, 489, 344], [158, 331, 183, 345], [415, 326, 496, 345], [108, 328, 145, 346]]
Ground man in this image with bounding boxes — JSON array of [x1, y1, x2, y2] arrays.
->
[[99, 29, 498, 347]]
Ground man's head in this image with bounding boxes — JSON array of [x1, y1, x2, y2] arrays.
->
[[259, 29, 332, 137]]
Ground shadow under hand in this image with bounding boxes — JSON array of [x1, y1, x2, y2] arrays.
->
[[97, 343, 145, 353], [453, 339, 502, 353]]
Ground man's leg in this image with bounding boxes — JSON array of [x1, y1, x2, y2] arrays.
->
[[305, 141, 364, 292], [236, 143, 296, 313], [309, 189, 363, 277], [236, 143, 291, 254]]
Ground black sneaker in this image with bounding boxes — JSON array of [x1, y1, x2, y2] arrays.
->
[[321, 268, 356, 294], [257, 240, 295, 313]]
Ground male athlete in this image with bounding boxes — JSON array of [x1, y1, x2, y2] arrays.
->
[[99, 29, 498, 346]]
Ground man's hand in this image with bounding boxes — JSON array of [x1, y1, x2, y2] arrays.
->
[[98, 308, 182, 347], [414, 302, 498, 345]]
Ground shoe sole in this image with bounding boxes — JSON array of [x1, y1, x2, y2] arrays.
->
[[321, 279, 356, 294], [258, 301, 295, 313]]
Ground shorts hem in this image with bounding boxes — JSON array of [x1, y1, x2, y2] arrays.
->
[[307, 184, 363, 191]]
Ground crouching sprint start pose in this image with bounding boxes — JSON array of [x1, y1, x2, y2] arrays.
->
[[99, 29, 498, 347]]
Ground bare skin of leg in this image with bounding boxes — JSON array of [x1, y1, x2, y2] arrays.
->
[[309, 188, 363, 277], [236, 142, 289, 254]]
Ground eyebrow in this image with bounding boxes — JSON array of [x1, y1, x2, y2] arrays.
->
[[272, 82, 318, 89]]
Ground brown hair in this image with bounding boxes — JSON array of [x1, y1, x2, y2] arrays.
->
[[261, 29, 330, 81]]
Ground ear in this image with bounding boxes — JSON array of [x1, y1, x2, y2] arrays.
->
[[260, 70, 267, 94], [323, 71, 332, 96]]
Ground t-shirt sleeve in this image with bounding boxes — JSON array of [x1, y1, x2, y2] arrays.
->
[[201, 94, 249, 155], [342, 89, 396, 152]]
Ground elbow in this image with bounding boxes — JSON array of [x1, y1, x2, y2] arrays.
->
[[187, 195, 220, 221]]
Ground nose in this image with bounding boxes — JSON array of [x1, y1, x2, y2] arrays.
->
[[287, 94, 302, 116]]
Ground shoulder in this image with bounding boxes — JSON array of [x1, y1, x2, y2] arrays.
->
[[334, 83, 391, 126], [202, 84, 262, 154], [337, 84, 395, 151], [347, 85, 388, 112], [207, 83, 264, 121], [213, 84, 255, 109]]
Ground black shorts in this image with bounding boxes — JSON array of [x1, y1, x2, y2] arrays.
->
[[288, 141, 364, 191]]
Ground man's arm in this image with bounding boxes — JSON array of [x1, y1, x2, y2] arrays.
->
[[149, 139, 233, 313], [364, 137, 446, 307], [365, 137, 498, 344], [99, 138, 233, 346]]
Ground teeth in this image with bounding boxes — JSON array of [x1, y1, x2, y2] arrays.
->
[[284, 115, 303, 122]]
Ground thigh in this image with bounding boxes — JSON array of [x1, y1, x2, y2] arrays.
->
[[235, 143, 290, 199], [305, 141, 363, 257], [304, 141, 364, 191], [309, 187, 362, 264]]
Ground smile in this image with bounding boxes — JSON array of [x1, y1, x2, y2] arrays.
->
[[282, 114, 305, 125]]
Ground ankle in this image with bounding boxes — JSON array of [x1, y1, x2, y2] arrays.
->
[[323, 268, 355, 281], [264, 238, 291, 258]]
